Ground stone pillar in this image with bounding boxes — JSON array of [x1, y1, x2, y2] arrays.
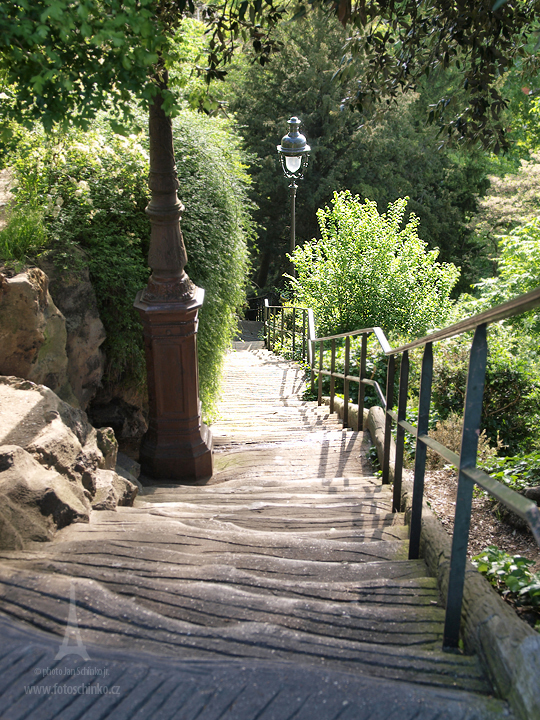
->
[[134, 82, 212, 482]]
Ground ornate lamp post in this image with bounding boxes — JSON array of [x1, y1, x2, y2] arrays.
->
[[134, 79, 213, 483], [277, 117, 310, 266]]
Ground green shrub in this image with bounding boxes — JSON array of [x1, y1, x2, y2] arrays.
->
[[289, 191, 460, 338], [431, 330, 540, 455], [4, 111, 251, 419], [472, 546, 540, 618], [481, 452, 540, 492]]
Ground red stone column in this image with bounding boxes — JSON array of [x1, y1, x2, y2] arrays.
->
[[134, 80, 212, 482]]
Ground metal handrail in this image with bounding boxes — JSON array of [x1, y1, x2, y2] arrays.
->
[[263, 290, 540, 651]]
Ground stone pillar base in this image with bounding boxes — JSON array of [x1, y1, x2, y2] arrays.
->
[[134, 285, 213, 483]]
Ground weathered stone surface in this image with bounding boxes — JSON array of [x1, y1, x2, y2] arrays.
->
[[0, 445, 90, 549], [25, 416, 83, 479], [321, 395, 368, 431], [37, 252, 105, 409], [91, 469, 138, 511], [0, 349, 517, 719], [0, 375, 134, 535], [117, 451, 141, 479], [524, 485, 540, 505], [367, 404, 396, 478], [115, 463, 143, 493], [0, 269, 75, 403], [96, 427, 118, 470]]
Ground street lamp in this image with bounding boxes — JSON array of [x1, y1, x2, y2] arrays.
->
[[277, 117, 310, 263]]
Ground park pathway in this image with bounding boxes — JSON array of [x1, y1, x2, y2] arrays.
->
[[0, 349, 512, 719]]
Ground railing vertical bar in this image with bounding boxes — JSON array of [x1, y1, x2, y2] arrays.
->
[[308, 310, 316, 395], [343, 336, 350, 429], [272, 308, 276, 351], [358, 334, 367, 431], [393, 350, 409, 513], [280, 307, 284, 347], [263, 300, 268, 348], [330, 339, 336, 414], [382, 354, 395, 485], [409, 342, 433, 560], [443, 324, 488, 649], [302, 310, 307, 362], [317, 342, 323, 406], [292, 308, 296, 357]]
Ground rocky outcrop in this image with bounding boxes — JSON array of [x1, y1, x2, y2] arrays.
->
[[37, 252, 105, 410], [0, 268, 75, 404], [0, 376, 138, 550], [0, 264, 106, 411], [0, 445, 90, 549]]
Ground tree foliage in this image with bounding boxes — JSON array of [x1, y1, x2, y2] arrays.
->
[[224, 13, 491, 295], [0, 0, 287, 133], [289, 191, 460, 338], [324, 0, 540, 152]]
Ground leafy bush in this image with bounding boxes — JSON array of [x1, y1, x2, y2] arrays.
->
[[425, 412, 497, 470], [431, 329, 540, 455], [472, 546, 540, 617], [481, 452, 540, 492], [289, 191, 460, 338], [3, 111, 251, 419]]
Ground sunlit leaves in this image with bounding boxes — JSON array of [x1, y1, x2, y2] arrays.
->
[[289, 190, 460, 338]]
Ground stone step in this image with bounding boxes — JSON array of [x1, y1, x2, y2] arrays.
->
[[0, 568, 490, 694], [0, 614, 511, 720], [0, 348, 514, 719]]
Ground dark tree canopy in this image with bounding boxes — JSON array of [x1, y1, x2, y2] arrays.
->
[[324, 0, 540, 151]]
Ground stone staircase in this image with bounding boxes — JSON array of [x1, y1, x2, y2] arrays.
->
[[0, 349, 513, 719]]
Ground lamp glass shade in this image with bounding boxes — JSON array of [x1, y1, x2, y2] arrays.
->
[[285, 155, 302, 173]]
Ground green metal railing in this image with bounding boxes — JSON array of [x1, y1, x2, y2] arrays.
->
[[261, 301, 316, 384], [262, 288, 540, 650]]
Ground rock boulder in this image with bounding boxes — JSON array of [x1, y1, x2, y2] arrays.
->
[[37, 252, 106, 410], [0, 376, 138, 549], [0, 268, 75, 404]]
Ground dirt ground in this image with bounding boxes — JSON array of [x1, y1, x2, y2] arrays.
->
[[414, 466, 540, 629], [418, 467, 540, 570]]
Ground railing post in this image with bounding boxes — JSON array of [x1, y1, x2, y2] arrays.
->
[[343, 336, 350, 429], [358, 334, 367, 431], [280, 307, 284, 347], [318, 342, 323, 406], [382, 354, 395, 485], [308, 309, 316, 395], [330, 339, 336, 414], [409, 342, 433, 560], [302, 310, 307, 362], [393, 350, 409, 513], [443, 324, 488, 650], [263, 300, 269, 348], [292, 307, 296, 358]]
